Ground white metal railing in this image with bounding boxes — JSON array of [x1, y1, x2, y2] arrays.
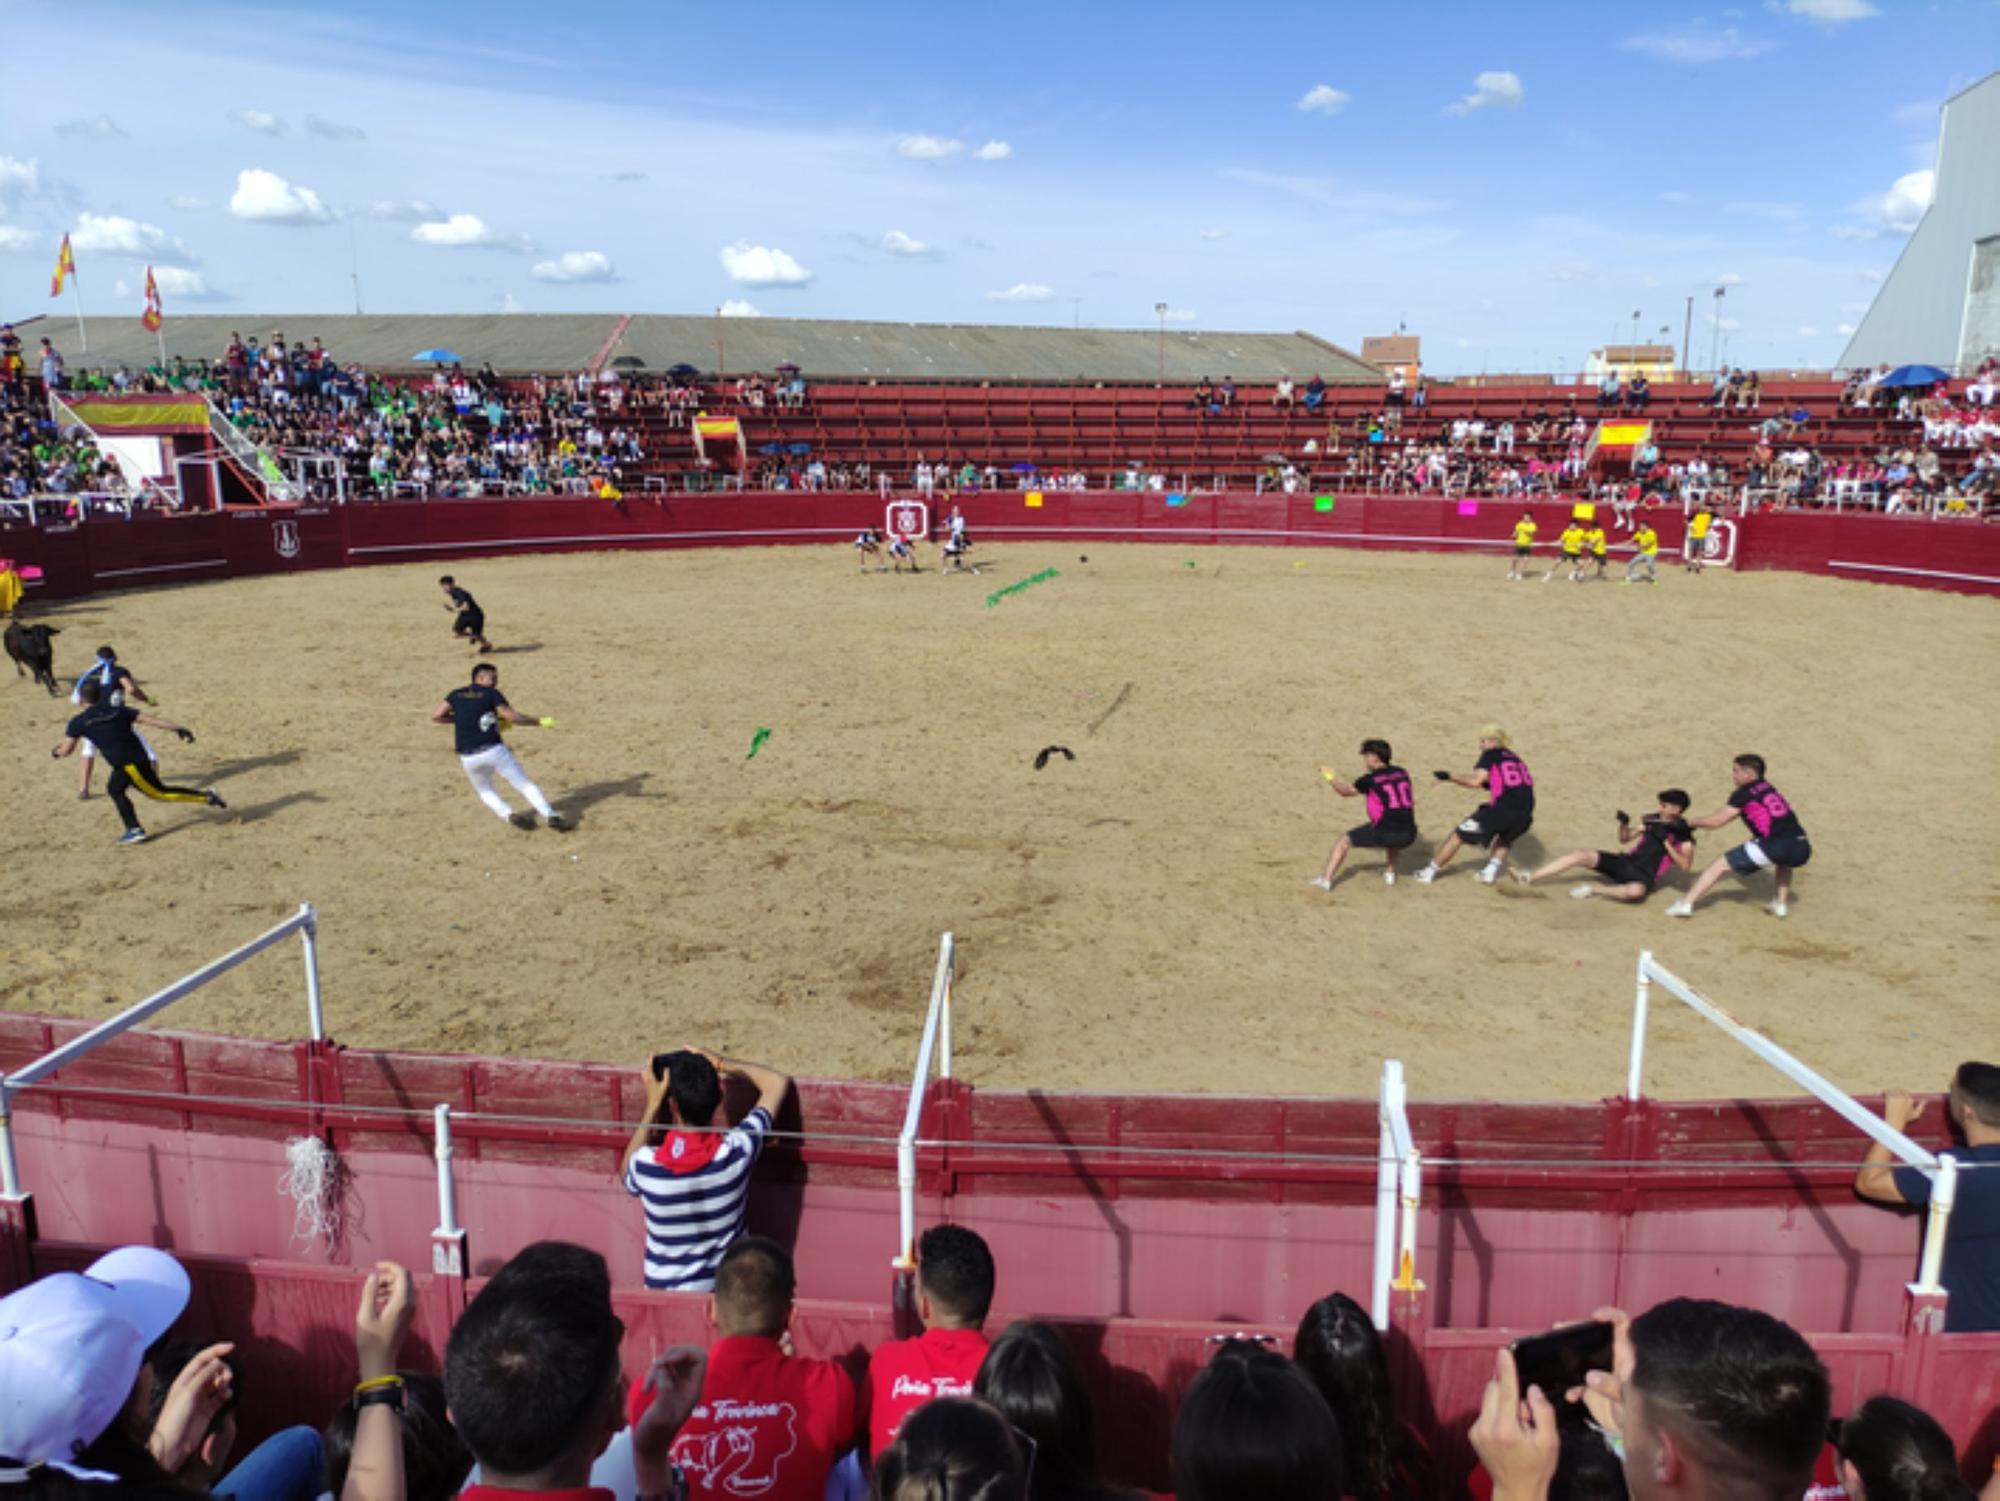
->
[[1370, 1059, 1423, 1331], [1627, 950, 1956, 1296], [894, 932, 956, 1268], [0, 905, 325, 1201], [204, 397, 304, 502]]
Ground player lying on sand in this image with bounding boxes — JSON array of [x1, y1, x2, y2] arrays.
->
[[1511, 790, 1695, 902]]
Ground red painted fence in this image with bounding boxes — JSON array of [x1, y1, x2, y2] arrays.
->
[[5, 493, 1999, 599]]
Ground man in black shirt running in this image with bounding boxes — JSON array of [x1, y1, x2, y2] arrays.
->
[[52, 679, 224, 845], [440, 575, 493, 653], [433, 662, 566, 829]]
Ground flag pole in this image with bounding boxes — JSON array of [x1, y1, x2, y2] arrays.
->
[[70, 272, 86, 354]]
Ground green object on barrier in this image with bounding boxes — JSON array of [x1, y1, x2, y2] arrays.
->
[[1314, 495, 1335, 513], [746, 726, 772, 760], [985, 567, 1060, 608]]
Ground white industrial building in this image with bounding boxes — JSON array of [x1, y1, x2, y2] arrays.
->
[[1842, 72, 2000, 373]]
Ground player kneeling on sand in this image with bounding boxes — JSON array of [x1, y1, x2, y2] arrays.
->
[[854, 528, 883, 572], [1413, 725, 1535, 886], [1668, 753, 1810, 919], [432, 663, 568, 830], [1310, 739, 1417, 894], [887, 534, 919, 573], [1511, 790, 1695, 902]]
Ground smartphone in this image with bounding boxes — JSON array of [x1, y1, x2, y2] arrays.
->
[[650, 1052, 675, 1081], [1509, 1321, 1614, 1412]]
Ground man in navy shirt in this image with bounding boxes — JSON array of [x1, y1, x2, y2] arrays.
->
[[431, 663, 564, 829], [1855, 1061, 2000, 1333], [52, 679, 224, 845]]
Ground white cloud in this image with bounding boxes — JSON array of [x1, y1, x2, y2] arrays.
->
[[1860, 268, 1884, 282], [0, 156, 36, 197], [1296, 84, 1352, 115], [411, 212, 534, 252], [1621, 24, 1773, 61], [986, 283, 1055, 303], [1659, 189, 1693, 204], [720, 241, 812, 286], [530, 249, 616, 284], [1797, 325, 1819, 337], [1447, 71, 1523, 116], [718, 299, 763, 317], [896, 134, 964, 160], [167, 195, 209, 211], [229, 168, 335, 226], [1781, 0, 1877, 22], [151, 266, 217, 299], [1829, 225, 1879, 241], [1705, 314, 1742, 331], [113, 279, 130, 298], [1717, 271, 1745, 285], [1724, 200, 1806, 221], [0, 226, 35, 253], [1199, 228, 1230, 241], [1890, 100, 1937, 128], [71, 211, 195, 264], [881, 229, 931, 257], [973, 141, 1013, 161], [1862, 169, 1933, 234], [1162, 308, 1198, 324], [365, 198, 442, 222], [54, 114, 127, 140], [1456, 338, 1472, 349], [305, 114, 367, 142], [1836, 322, 1857, 335], [229, 109, 286, 135]]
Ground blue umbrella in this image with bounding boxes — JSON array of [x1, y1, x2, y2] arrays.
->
[[1876, 364, 1950, 388], [411, 348, 463, 363], [757, 442, 783, 456], [786, 441, 813, 456]]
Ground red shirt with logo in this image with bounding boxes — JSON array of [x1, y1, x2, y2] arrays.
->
[[862, 1327, 991, 1458], [667, 1334, 855, 1501]]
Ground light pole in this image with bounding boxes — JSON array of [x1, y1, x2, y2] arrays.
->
[[714, 306, 725, 384], [1155, 302, 1168, 387], [1709, 286, 1726, 374], [1681, 297, 1694, 378], [1631, 309, 1641, 347]]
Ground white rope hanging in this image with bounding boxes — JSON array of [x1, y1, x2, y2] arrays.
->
[[279, 1135, 344, 1247]]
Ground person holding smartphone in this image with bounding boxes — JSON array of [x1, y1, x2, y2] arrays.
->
[[620, 1047, 793, 1292]]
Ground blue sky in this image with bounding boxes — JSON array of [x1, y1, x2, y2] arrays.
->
[[0, 0, 1992, 373]]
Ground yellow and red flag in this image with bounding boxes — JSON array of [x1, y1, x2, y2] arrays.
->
[[50, 234, 77, 297], [141, 266, 163, 332]]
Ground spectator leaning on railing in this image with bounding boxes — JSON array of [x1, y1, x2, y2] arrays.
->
[[621, 1046, 793, 1292]]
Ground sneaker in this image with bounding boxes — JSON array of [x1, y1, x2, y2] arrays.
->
[[1570, 884, 1596, 900], [1306, 876, 1332, 891], [118, 828, 150, 846], [1478, 862, 1501, 885], [509, 810, 537, 830], [1509, 870, 1533, 887], [1412, 866, 1439, 884], [547, 812, 570, 831], [76, 790, 90, 801], [1665, 900, 1694, 919], [1383, 869, 1397, 887], [206, 788, 228, 810], [1768, 900, 1789, 919]]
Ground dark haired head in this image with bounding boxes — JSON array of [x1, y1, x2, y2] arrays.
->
[[470, 662, 498, 684], [1292, 1292, 1394, 1501], [1553, 1429, 1629, 1501], [656, 1050, 722, 1128], [324, 1371, 472, 1501], [714, 1236, 795, 1339], [918, 1226, 996, 1329], [1733, 754, 1767, 779], [1360, 740, 1393, 764], [439, 576, 455, 586], [1172, 1349, 1342, 1501], [443, 1241, 624, 1481], [95, 646, 115, 662], [77, 679, 102, 704], [974, 1321, 1102, 1499], [1625, 1298, 1828, 1501], [872, 1397, 1028, 1501], [1656, 790, 1690, 813], [1951, 1062, 2000, 1130], [1834, 1396, 1972, 1501]]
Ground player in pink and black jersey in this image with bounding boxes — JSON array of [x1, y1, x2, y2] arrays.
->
[[1511, 790, 1696, 902], [1309, 738, 1417, 895], [1668, 753, 1813, 919], [1414, 724, 1535, 885]]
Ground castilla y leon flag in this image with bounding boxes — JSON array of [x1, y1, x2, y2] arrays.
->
[[50, 233, 77, 297], [141, 266, 163, 331]]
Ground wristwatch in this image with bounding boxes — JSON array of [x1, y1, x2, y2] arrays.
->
[[355, 1384, 406, 1413]]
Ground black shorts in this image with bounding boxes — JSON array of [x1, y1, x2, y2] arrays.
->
[[1458, 804, 1532, 847], [1593, 851, 1655, 889], [1514, 545, 1532, 558], [1349, 823, 1416, 850], [454, 612, 485, 637], [1727, 835, 1812, 875], [1560, 551, 1581, 563]]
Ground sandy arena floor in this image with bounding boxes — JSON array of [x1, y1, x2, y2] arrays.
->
[[1, 542, 1995, 1102]]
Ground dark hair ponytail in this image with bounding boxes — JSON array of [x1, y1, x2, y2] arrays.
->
[[1838, 1397, 1973, 1501], [1292, 1293, 1393, 1500]]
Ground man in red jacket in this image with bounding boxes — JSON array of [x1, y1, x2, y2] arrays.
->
[[665, 1237, 855, 1501], [863, 1224, 996, 1458]]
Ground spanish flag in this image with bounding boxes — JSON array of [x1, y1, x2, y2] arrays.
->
[[141, 266, 163, 332], [50, 233, 76, 298]]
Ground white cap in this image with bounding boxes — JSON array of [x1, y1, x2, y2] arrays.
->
[[0, 1246, 190, 1468]]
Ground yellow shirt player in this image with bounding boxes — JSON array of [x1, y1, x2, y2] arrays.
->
[[1508, 513, 1538, 580], [1546, 523, 1588, 583], [1626, 524, 1661, 584], [1686, 505, 1714, 574], [1585, 525, 1609, 576]]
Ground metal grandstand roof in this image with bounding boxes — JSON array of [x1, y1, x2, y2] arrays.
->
[[14, 313, 1382, 383]]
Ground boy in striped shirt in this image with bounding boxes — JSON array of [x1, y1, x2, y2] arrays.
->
[[622, 1047, 793, 1291]]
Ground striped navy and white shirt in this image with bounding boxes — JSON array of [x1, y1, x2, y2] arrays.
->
[[623, 1107, 772, 1291]]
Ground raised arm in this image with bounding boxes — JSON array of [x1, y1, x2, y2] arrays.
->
[[717, 1052, 792, 1120], [622, 1061, 671, 1175], [1855, 1093, 1921, 1205]]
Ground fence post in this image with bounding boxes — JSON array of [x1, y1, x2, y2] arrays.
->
[[1627, 952, 1652, 1101], [430, 1104, 470, 1322]]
